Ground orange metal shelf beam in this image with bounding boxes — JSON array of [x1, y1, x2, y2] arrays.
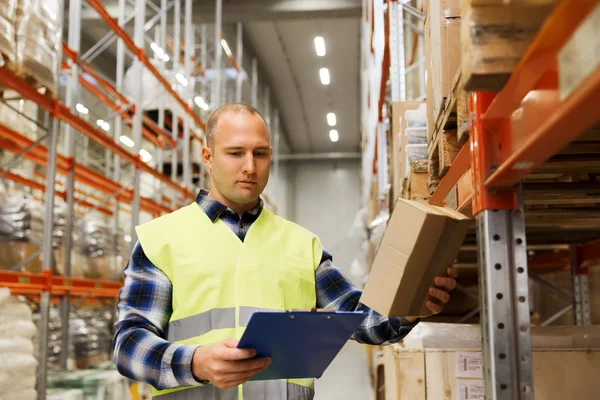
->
[[480, 0, 600, 189], [85, 0, 207, 135], [429, 138, 472, 207], [0, 270, 121, 298], [62, 45, 177, 148], [0, 122, 173, 216], [0, 67, 194, 202], [0, 170, 115, 216], [220, 36, 241, 74]]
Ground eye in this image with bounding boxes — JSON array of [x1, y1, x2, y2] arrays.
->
[[229, 152, 243, 156], [254, 152, 268, 157]]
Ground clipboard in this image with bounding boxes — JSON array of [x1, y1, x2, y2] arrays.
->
[[237, 311, 368, 381]]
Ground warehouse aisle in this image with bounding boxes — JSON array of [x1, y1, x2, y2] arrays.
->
[[315, 341, 373, 400]]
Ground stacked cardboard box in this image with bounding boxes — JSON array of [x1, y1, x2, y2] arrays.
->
[[425, 0, 462, 141], [461, 0, 559, 91]]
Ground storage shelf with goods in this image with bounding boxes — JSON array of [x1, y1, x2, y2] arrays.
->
[[0, 0, 288, 398], [362, 0, 600, 399]]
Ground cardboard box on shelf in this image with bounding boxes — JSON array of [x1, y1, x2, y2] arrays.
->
[[425, 0, 462, 127], [461, 0, 558, 91], [389, 101, 425, 200], [383, 346, 600, 400], [360, 198, 471, 317]]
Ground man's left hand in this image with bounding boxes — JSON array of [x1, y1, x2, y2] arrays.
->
[[405, 266, 458, 322]]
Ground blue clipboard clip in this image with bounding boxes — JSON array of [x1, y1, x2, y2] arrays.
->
[[237, 310, 368, 381]]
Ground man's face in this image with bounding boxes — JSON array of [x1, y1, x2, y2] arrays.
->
[[204, 112, 271, 206]]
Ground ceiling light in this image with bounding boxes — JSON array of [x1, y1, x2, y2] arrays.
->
[[96, 119, 110, 131], [139, 149, 153, 163], [124, 234, 132, 243], [202, 103, 209, 111], [163, 54, 170, 62], [329, 129, 339, 142], [327, 112, 336, 127], [194, 96, 205, 108], [319, 68, 330, 85], [314, 36, 326, 57], [119, 135, 134, 148], [151, 42, 165, 59], [175, 73, 188, 87], [75, 103, 88, 115], [221, 38, 232, 57]]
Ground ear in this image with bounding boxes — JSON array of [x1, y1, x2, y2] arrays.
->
[[202, 146, 213, 170]]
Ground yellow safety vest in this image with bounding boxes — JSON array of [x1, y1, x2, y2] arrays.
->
[[136, 203, 323, 400]]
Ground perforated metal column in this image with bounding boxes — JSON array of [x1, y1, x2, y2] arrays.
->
[[477, 188, 534, 400]]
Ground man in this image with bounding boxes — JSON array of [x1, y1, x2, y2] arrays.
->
[[114, 104, 458, 399]]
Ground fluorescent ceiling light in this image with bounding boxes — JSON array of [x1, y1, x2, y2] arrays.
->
[[221, 39, 232, 57], [327, 112, 336, 127], [329, 129, 339, 142], [202, 103, 209, 111], [194, 96, 205, 108], [139, 149, 153, 163], [119, 135, 134, 148], [124, 234, 132, 243], [175, 73, 188, 87], [75, 103, 88, 115], [96, 119, 110, 132], [151, 42, 166, 60], [314, 36, 326, 57], [163, 54, 170, 62], [319, 68, 330, 85]]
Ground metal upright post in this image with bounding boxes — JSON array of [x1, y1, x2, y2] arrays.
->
[[264, 87, 271, 128], [214, 0, 223, 107], [130, 0, 146, 243], [273, 109, 280, 205], [59, 0, 82, 371], [251, 58, 258, 108], [154, 26, 164, 203], [471, 93, 533, 400], [183, 0, 193, 188], [172, 0, 181, 184], [113, 0, 126, 242], [236, 22, 243, 103], [570, 245, 592, 325], [200, 24, 207, 110], [37, 3, 64, 397], [388, 0, 406, 101]]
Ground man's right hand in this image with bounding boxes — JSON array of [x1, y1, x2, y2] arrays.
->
[[191, 338, 272, 389]]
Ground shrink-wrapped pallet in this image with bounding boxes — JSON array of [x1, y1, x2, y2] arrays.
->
[[14, 0, 61, 94], [73, 219, 127, 281], [0, 191, 66, 273], [0, 0, 16, 68]]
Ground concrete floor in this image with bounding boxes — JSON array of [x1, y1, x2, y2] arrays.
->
[[314, 341, 374, 400]]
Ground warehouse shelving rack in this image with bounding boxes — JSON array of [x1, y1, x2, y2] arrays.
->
[[0, 1, 283, 398], [364, 0, 600, 399]]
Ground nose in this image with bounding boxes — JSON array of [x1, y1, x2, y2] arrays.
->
[[242, 153, 256, 175]]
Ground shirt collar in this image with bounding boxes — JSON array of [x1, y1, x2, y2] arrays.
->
[[195, 189, 263, 223]]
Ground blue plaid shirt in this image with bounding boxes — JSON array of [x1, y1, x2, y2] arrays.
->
[[113, 190, 418, 389]]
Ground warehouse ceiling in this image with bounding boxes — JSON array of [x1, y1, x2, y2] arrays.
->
[[76, 0, 362, 154]]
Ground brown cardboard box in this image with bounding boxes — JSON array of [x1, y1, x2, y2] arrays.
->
[[390, 102, 425, 200], [426, 0, 462, 122], [360, 198, 471, 317], [461, 0, 557, 91]]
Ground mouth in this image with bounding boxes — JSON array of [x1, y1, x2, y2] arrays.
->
[[238, 181, 257, 186]]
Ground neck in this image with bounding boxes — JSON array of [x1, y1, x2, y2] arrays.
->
[[206, 189, 260, 215]]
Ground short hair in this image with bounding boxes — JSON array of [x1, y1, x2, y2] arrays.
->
[[205, 103, 270, 148]]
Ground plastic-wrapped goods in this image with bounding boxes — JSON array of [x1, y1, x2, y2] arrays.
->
[[49, 370, 132, 400], [0, 389, 37, 400], [0, 0, 16, 68], [405, 104, 427, 128], [73, 219, 127, 281], [402, 322, 600, 349], [0, 292, 37, 399], [0, 191, 66, 273], [47, 389, 84, 400], [14, 0, 61, 94], [69, 310, 112, 369]]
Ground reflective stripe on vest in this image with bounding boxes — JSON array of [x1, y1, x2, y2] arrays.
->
[[167, 307, 278, 342], [155, 381, 315, 400], [136, 203, 322, 400]]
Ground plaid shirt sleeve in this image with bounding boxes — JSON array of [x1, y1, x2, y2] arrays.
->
[[113, 242, 202, 389], [316, 251, 419, 345]]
